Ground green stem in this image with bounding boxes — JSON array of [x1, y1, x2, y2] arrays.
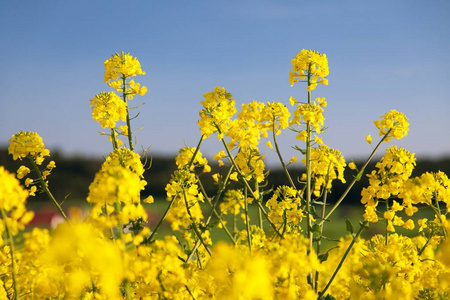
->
[[385, 200, 390, 245], [317, 130, 391, 227], [315, 167, 330, 292], [187, 136, 205, 169], [233, 213, 237, 240], [272, 122, 297, 190], [417, 235, 432, 257], [110, 128, 118, 150], [1, 208, 19, 300], [123, 281, 132, 300], [28, 157, 68, 222], [182, 188, 212, 256], [113, 201, 133, 300], [430, 204, 447, 239], [434, 198, 448, 238], [148, 198, 175, 242], [244, 186, 252, 252], [218, 135, 283, 238], [122, 76, 134, 151], [258, 204, 263, 230], [195, 172, 235, 243], [255, 181, 263, 229], [318, 221, 368, 299], [186, 167, 236, 263], [306, 66, 314, 287], [148, 136, 205, 242]]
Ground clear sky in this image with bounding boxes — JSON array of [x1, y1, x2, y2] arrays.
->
[[1, 0, 449, 165]]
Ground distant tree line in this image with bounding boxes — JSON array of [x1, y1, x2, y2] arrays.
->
[[1, 147, 449, 206]]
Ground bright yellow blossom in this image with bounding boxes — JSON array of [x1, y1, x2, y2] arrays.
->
[[16, 165, 30, 179], [198, 87, 236, 139], [8, 131, 50, 165], [290, 49, 329, 90], [104, 51, 145, 83], [87, 164, 145, 205], [374, 110, 409, 142], [90, 92, 127, 129], [0, 166, 34, 242], [348, 161, 357, 170]]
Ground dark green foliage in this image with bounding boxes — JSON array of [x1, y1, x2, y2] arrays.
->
[[1, 147, 449, 205]]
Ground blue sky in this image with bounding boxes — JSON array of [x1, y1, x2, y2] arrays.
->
[[1, 0, 449, 165]]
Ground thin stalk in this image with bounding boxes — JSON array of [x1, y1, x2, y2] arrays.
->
[[430, 204, 448, 239], [187, 135, 205, 169], [315, 167, 331, 292], [272, 122, 297, 190], [258, 205, 263, 230], [217, 133, 282, 237], [113, 201, 133, 300], [306, 66, 314, 287], [122, 76, 134, 151], [318, 130, 391, 227], [1, 208, 19, 300], [318, 221, 368, 299], [195, 173, 235, 243], [417, 235, 432, 257], [106, 199, 116, 243], [233, 213, 237, 240], [110, 129, 118, 150], [148, 136, 205, 243], [434, 198, 448, 238], [244, 186, 252, 252], [148, 198, 175, 242], [255, 181, 263, 229], [182, 189, 212, 256], [185, 285, 196, 300], [385, 200, 390, 245], [28, 157, 68, 222], [186, 166, 236, 262]]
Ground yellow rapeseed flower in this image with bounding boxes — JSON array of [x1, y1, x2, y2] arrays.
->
[[198, 87, 236, 139], [8, 131, 50, 165], [104, 51, 145, 83], [374, 110, 409, 142], [0, 166, 34, 241], [90, 92, 127, 129], [290, 49, 329, 90], [87, 165, 145, 205]]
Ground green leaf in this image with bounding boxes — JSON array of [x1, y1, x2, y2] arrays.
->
[[318, 246, 339, 263], [345, 217, 354, 234], [311, 224, 321, 234], [318, 252, 328, 263], [360, 220, 370, 229], [292, 145, 306, 155]]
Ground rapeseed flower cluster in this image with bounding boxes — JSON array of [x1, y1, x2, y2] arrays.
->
[[8, 131, 50, 165], [2, 50, 450, 300], [266, 186, 304, 228], [165, 169, 205, 231], [175, 147, 211, 173], [198, 86, 236, 139], [92, 52, 147, 150], [290, 97, 326, 140], [8, 131, 57, 199], [90, 92, 127, 129], [104, 52, 146, 83], [0, 167, 33, 242], [361, 146, 418, 230], [289, 49, 329, 90], [374, 109, 409, 142], [307, 145, 346, 197]]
